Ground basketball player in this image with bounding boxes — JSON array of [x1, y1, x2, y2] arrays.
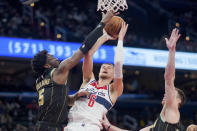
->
[[64, 22, 128, 131], [187, 124, 197, 131], [32, 11, 117, 131], [140, 28, 186, 131]]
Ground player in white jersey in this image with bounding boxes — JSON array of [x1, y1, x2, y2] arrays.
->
[[64, 22, 128, 131]]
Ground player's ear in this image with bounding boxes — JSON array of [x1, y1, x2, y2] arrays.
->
[[178, 98, 182, 107], [44, 64, 51, 69]]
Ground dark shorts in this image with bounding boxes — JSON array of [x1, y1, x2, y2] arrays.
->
[[34, 121, 65, 131]]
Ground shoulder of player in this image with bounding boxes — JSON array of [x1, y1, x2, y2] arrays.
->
[[51, 68, 69, 85]]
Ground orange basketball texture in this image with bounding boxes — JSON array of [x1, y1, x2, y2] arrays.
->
[[104, 16, 125, 38]]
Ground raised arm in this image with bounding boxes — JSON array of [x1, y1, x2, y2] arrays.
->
[[83, 33, 110, 83], [111, 22, 128, 101], [164, 28, 181, 107], [53, 11, 117, 85]]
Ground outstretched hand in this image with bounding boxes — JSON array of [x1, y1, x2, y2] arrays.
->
[[165, 28, 181, 51], [101, 11, 119, 24], [119, 22, 128, 41]]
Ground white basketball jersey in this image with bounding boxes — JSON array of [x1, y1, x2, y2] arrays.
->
[[68, 79, 113, 129]]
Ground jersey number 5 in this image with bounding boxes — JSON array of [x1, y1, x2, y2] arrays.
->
[[88, 94, 97, 107], [38, 88, 45, 106]]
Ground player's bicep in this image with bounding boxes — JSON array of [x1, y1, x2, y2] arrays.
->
[[57, 50, 84, 74]]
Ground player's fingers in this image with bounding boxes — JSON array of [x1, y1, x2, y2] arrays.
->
[[176, 34, 181, 42], [172, 28, 176, 37], [86, 92, 90, 98], [174, 28, 179, 37], [125, 24, 129, 31], [176, 29, 179, 35], [99, 119, 104, 123], [77, 92, 83, 97], [109, 10, 114, 15], [114, 12, 120, 16], [122, 21, 126, 29], [174, 28, 178, 36], [102, 12, 105, 17], [165, 38, 169, 44]]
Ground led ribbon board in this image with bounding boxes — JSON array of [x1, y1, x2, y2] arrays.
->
[[1, 37, 197, 70]]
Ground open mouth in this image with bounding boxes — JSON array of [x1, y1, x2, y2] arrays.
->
[[103, 71, 108, 74]]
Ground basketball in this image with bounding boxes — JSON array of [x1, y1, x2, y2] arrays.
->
[[104, 16, 125, 39]]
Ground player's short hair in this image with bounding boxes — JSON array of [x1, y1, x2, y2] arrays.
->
[[31, 50, 48, 77], [102, 63, 114, 67], [175, 88, 186, 107]]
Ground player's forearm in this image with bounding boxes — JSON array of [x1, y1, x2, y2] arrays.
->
[[82, 35, 107, 82], [164, 49, 176, 106], [164, 49, 175, 85], [112, 40, 124, 97], [80, 22, 105, 54], [114, 40, 124, 78], [88, 34, 108, 55]]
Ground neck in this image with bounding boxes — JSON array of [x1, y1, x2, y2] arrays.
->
[[98, 78, 111, 87]]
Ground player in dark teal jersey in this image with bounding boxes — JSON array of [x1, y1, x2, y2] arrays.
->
[[140, 29, 186, 131]]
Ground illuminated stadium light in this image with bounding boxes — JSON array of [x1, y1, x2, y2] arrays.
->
[[40, 22, 45, 27], [30, 2, 34, 7], [186, 36, 190, 41], [57, 34, 62, 39], [135, 70, 140, 75], [175, 22, 180, 27], [184, 74, 189, 78]]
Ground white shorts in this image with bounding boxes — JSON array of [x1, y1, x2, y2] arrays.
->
[[64, 122, 101, 131]]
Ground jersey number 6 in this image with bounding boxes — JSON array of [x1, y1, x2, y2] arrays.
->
[[88, 94, 97, 107]]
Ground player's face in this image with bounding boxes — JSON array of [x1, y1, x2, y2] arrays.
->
[[46, 54, 60, 68], [99, 64, 114, 79]]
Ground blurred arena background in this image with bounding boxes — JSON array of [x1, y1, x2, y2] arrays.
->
[[0, 0, 197, 130]]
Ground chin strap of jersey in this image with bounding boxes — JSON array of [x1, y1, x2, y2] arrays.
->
[[80, 22, 105, 54], [114, 40, 124, 78]]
